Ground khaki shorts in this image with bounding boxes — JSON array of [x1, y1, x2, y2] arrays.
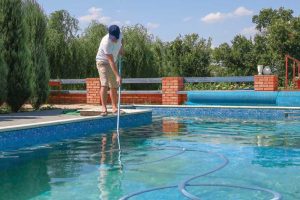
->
[[96, 61, 118, 89]]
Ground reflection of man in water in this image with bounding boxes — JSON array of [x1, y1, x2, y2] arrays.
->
[[98, 133, 122, 200]]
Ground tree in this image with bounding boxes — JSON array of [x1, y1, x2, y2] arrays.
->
[[81, 21, 107, 78], [0, 5, 7, 104], [24, 0, 50, 109], [252, 7, 300, 84], [165, 34, 211, 77], [48, 10, 79, 42], [0, 39, 7, 105], [151, 38, 166, 77], [122, 25, 159, 89], [213, 35, 255, 76], [230, 35, 255, 75], [0, 0, 32, 112], [68, 37, 88, 78], [252, 35, 272, 66], [213, 43, 233, 76], [46, 10, 79, 78], [252, 7, 294, 32]]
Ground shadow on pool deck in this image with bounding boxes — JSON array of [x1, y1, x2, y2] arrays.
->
[[0, 109, 80, 128]]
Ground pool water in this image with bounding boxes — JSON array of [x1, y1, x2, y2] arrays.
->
[[0, 117, 300, 200]]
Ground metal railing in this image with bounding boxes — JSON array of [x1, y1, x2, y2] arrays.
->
[[285, 55, 300, 89], [49, 76, 254, 94], [184, 76, 253, 83]]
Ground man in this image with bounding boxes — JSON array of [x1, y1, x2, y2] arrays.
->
[[96, 25, 123, 116]]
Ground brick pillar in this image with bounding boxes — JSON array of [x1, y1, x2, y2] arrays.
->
[[162, 77, 184, 105], [86, 78, 101, 104], [254, 75, 278, 91]]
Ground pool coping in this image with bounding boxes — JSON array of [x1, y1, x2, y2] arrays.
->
[[2, 104, 300, 133], [133, 104, 300, 110], [0, 109, 152, 133]]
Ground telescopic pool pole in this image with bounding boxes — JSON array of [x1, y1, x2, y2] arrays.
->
[[116, 56, 122, 150]]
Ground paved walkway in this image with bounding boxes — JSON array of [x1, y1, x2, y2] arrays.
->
[[0, 104, 139, 130], [0, 109, 82, 128], [0, 104, 101, 128]]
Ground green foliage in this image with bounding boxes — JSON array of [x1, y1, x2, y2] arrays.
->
[[254, 7, 300, 84], [46, 11, 104, 80], [0, 39, 7, 105], [0, 104, 11, 114], [185, 82, 253, 91], [48, 10, 79, 42], [123, 25, 157, 78], [68, 38, 88, 78], [46, 28, 66, 78], [0, 5, 7, 105], [24, 0, 50, 109], [122, 25, 159, 89], [213, 35, 255, 76], [252, 35, 272, 66], [46, 10, 79, 78], [81, 21, 107, 77], [151, 38, 165, 76], [164, 34, 211, 77], [0, 0, 32, 112], [213, 7, 300, 87], [252, 7, 294, 32], [231, 35, 256, 74]]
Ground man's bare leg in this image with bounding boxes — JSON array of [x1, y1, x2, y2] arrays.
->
[[110, 88, 118, 113], [100, 86, 109, 113]]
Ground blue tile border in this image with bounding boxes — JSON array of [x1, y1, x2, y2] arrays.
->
[[0, 112, 152, 151], [135, 106, 299, 121]]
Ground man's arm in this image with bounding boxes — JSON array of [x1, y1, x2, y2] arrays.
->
[[106, 54, 121, 86], [119, 39, 124, 56]]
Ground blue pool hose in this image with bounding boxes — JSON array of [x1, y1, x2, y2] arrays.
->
[[115, 148, 282, 200], [90, 147, 186, 167]]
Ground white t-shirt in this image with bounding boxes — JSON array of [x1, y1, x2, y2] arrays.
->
[[96, 33, 122, 62]]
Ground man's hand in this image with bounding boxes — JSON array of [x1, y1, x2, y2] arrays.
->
[[116, 75, 122, 87], [106, 54, 122, 86]]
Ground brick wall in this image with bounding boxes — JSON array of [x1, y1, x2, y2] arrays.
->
[[48, 93, 162, 105], [162, 77, 184, 105], [48, 80, 87, 104], [254, 75, 278, 91], [48, 93, 86, 104], [85, 78, 162, 105], [86, 78, 101, 104], [121, 94, 162, 104], [48, 77, 188, 105]]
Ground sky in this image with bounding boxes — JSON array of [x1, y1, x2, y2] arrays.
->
[[37, 0, 300, 46]]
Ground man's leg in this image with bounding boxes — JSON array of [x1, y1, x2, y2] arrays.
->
[[110, 88, 118, 113], [97, 61, 110, 114], [100, 86, 109, 113]]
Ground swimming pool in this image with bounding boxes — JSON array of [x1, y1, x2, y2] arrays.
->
[[0, 116, 299, 200]]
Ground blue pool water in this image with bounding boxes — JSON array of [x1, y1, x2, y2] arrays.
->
[[0, 117, 300, 200]]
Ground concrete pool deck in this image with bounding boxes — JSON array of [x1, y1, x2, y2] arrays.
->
[[0, 104, 148, 132]]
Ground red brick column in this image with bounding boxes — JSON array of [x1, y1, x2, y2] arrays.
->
[[254, 75, 278, 91], [86, 78, 101, 104], [162, 77, 184, 105]]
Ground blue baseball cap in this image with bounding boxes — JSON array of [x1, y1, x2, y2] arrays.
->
[[108, 25, 120, 40]]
